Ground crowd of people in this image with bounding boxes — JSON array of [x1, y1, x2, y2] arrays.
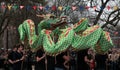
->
[[0, 43, 120, 70]]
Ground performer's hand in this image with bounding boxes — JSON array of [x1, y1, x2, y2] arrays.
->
[[36, 53, 46, 62], [63, 55, 70, 61], [20, 56, 25, 61], [64, 61, 69, 70], [43, 53, 46, 57]]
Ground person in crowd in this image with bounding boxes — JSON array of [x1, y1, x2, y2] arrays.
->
[[55, 51, 70, 70], [0, 49, 6, 69], [11, 43, 25, 70], [26, 48, 34, 70], [84, 48, 96, 70], [95, 52, 108, 70], [1, 49, 9, 70], [106, 50, 111, 70], [108, 49, 119, 70], [46, 54, 55, 70], [35, 48, 46, 70], [69, 51, 77, 70], [77, 49, 88, 70], [8, 45, 17, 70]]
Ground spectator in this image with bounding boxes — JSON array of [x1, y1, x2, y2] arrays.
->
[[46, 55, 55, 70], [77, 49, 88, 70], [69, 51, 77, 70], [95, 53, 107, 70], [84, 48, 96, 70], [55, 51, 69, 70], [26, 48, 34, 70], [11, 43, 25, 70], [108, 49, 119, 70], [35, 48, 46, 70], [8, 45, 17, 70], [1, 49, 9, 70]]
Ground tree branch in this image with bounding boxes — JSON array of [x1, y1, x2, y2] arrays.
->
[[101, 0, 104, 4], [0, 18, 10, 35], [93, 0, 110, 25], [101, 10, 120, 28], [108, 9, 120, 21], [0, 8, 8, 30], [90, 0, 93, 7]]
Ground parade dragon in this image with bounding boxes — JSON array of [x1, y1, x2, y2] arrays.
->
[[18, 14, 113, 56]]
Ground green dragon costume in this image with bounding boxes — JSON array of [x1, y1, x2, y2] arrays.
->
[[18, 18, 113, 56]]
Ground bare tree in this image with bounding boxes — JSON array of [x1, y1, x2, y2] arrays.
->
[[0, 0, 46, 48]]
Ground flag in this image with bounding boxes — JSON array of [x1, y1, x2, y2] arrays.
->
[[85, 6, 90, 10], [13, 5, 18, 10], [51, 5, 57, 11], [45, 5, 50, 11], [20, 5, 24, 9], [39, 6, 43, 10], [33, 6, 37, 10], [58, 6, 63, 11], [8, 5, 12, 10], [93, 6, 96, 10], [72, 6, 77, 11], [107, 6, 110, 10], [114, 6, 118, 10], [79, 5, 84, 11]]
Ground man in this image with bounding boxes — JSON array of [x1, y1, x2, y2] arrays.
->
[[95, 53, 107, 70], [12, 43, 25, 70], [84, 49, 96, 70], [46, 55, 55, 70], [35, 49, 46, 70], [55, 51, 70, 70], [8, 45, 17, 70], [77, 49, 89, 70], [8, 45, 17, 64]]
